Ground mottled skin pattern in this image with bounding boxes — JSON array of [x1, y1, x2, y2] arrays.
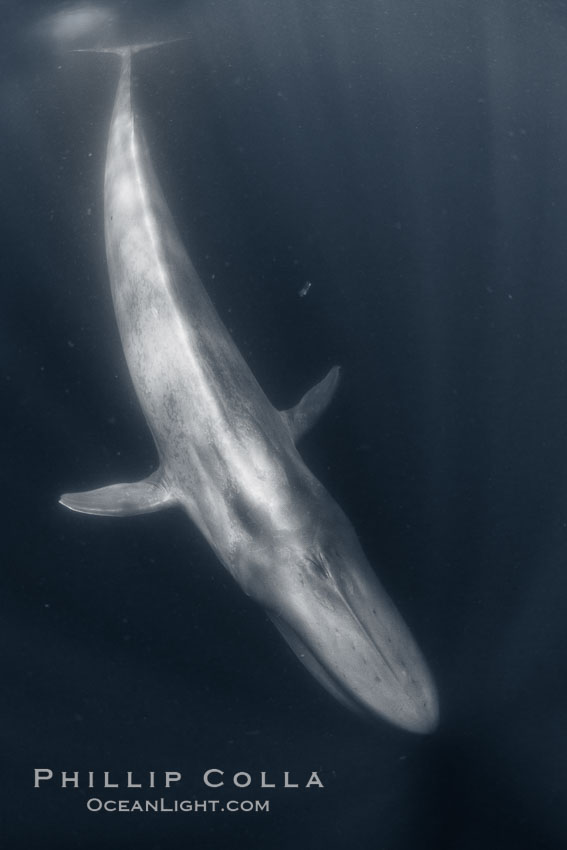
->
[[62, 48, 438, 733]]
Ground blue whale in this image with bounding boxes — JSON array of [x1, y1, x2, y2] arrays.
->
[[60, 45, 438, 733]]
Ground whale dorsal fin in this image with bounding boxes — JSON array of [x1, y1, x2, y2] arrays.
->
[[282, 366, 341, 442], [59, 470, 173, 517]]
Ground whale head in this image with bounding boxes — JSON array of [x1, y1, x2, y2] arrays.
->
[[248, 506, 438, 734]]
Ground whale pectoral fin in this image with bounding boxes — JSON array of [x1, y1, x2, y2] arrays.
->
[[59, 472, 173, 517], [282, 365, 341, 442]]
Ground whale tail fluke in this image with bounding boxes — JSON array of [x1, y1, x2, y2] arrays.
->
[[71, 38, 185, 59]]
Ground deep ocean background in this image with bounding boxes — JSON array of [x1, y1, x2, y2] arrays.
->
[[2, 0, 567, 847]]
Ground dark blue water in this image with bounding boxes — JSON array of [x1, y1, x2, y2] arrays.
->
[[2, 1, 567, 847]]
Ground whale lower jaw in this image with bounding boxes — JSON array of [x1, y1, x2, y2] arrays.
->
[[270, 615, 439, 734]]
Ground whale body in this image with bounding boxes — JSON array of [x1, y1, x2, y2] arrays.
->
[[60, 45, 438, 733]]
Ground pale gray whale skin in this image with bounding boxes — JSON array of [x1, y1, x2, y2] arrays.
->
[[60, 45, 438, 733]]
